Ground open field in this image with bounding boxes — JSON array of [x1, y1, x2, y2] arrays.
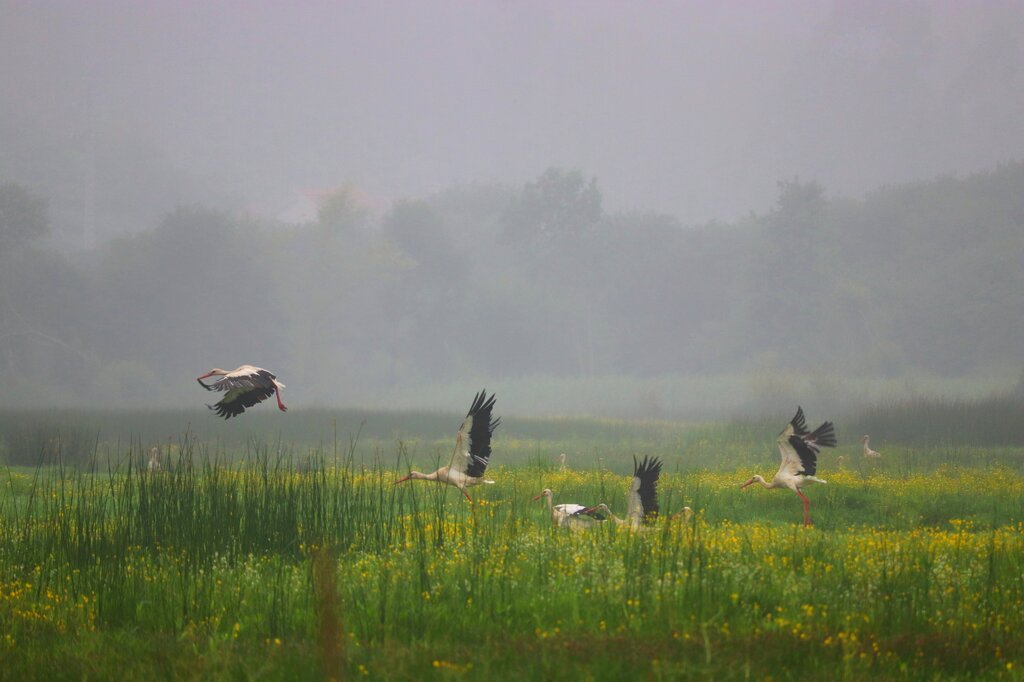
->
[[2, 405, 1024, 680]]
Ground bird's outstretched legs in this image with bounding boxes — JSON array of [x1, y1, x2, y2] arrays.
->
[[275, 388, 288, 413], [461, 488, 474, 503], [796, 489, 812, 527]]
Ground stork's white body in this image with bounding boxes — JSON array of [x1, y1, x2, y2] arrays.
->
[[395, 390, 499, 503], [147, 447, 162, 473], [532, 489, 600, 530], [861, 435, 882, 458], [197, 365, 287, 419], [741, 407, 836, 527]]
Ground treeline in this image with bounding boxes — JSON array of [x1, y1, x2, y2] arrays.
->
[[0, 162, 1022, 408]]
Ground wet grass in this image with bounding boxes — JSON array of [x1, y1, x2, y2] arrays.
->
[[2, 407, 1024, 679]]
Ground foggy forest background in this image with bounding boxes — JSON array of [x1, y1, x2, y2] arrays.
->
[[3, 163, 1023, 416], [2, 2, 1023, 417]]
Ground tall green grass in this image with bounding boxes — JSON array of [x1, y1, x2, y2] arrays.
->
[[1, 428, 1024, 679]]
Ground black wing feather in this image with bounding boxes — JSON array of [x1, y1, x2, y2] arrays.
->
[[464, 389, 499, 478], [788, 421, 837, 475], [634, 455, 663, 520], [790, 406, 809, 436], [208, 385, 275, 419]]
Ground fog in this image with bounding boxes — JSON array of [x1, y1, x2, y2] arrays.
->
[[1, 1, 1023, 416]]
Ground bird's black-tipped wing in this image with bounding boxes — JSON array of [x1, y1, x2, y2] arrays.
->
[[208, 385, 275, 419], [786, 421, 836, 476], [450, 389, 500, 478], [789, 406, 809, 437], [627, 455, 662, 524]]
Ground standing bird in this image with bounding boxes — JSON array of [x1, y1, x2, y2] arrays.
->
[[531, 488, 602, 529], [581, 456, 667, 529], [861, 435, 882, 458], [558, 452, 568, 470], [394, 390, 499, 503], [196, 365, 287, 419], [147, 447, 162, 473], [741, 406, 836, 527]]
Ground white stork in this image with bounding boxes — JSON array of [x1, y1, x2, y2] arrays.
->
[[196, 365, 287, 419], [581, 455, 665, 529], [861, 435, 882, 458], [394, 390, 499, 503], [147, 447, 162, 473], [741, 406, 836, 527], [558, 453, 567, 470], [531, 488, 603, 529]]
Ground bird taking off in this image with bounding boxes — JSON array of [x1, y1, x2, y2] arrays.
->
[[582, 455, 669, 529], [741, 406, 837, 527], [394, 389, 500, 503], [197, 365, 287, 419]]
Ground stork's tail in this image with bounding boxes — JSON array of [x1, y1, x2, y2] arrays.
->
[[482, 479, 495, 484]]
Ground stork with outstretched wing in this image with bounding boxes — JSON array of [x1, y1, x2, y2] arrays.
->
[[741, 406, 837, 526], [197, 365, 287, 419], [394, 389, 499, 503]]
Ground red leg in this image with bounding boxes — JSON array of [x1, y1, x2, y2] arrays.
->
[[462, 488, 474, 503], [275, 387, 287, 412], [796, 489, 812, 526]]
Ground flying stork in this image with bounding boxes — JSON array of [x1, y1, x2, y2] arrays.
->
[[740, 406, 837, 527], [861, 435, 882, 458], [581, 456, 674, 529], [196, 365, 287, 419], [394, 390, 499, 503], [531, 488, 604, 529]]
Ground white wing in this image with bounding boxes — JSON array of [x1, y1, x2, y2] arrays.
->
[[775, 438, 805, 478]]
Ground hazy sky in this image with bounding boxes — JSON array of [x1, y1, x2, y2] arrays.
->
[[3, 0, 1024, 226]]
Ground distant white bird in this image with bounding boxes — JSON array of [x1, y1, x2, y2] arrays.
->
[[147, 447, 162, 473], [558, 452, 567, 470], [741, 406, 837, 527], [531, 488, 602, 529], [197, 365, 287, 419], [394, 390, 499, 503], [861, 435, 882, 458], [582, 456, 666, 529]]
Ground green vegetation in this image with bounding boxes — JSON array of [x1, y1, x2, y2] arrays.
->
[[2, 407, 1023, 679], [2, 162, 1024, 412]]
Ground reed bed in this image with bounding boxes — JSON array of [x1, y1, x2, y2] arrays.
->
[[2, 431, 1023, 679]]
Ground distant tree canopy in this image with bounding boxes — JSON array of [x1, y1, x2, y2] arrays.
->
[[0, 182, 48, 253], [501, 167, 602, 253], [2, 162, 1024, 407]]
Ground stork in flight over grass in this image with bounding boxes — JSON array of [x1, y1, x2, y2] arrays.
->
[[581, 456, 679, 529], [197, 365, 287, 419], [741, 406, 836, 527], [861, 435, 882, 458], [531, 488, 604, 530], [394, 390, 500, 503]]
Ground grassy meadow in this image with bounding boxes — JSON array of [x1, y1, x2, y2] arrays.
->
[[2, 402, 1024, 680]]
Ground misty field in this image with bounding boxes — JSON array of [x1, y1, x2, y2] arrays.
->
[[2, 407, 1024, 680]]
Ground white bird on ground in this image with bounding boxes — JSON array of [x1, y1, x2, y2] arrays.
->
[[394, 390, 500, 503], [197, 365, 287, 419], [581, 456, 677, 529], [558, 453, 567, 470], [861, 435, 882, 458], [741, 406, 837, 527], [147, 447, 162, 473], [531, 488, 602, 529]]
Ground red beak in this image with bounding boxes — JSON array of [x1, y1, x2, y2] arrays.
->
[[394, 474, 412, 485]]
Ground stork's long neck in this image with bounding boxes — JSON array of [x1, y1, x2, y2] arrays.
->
[[862, 438, 870, 455]]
